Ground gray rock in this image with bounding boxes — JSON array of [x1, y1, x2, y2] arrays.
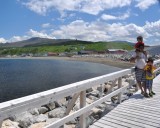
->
[[86, 88, 93, 93], [88, 90, 100, 98], [48, 107, 66, 118], [87, 95, 98, 101], [9, 111, 33, 128], [46, 118, 60, 125], [45, 102, 56, 110], [38, 107, 48, 114], [33, 114, 48, 123], [13, 111, 33, 121], [66, 118, 77, 125], [54, 98, 67, 107], [29, 108, 39, 115], [90, 108, 103, 119], [15, 112, 35, 128], [18, 118, 33, 128]]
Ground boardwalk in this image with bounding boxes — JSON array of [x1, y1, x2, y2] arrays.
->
[[90, 75, 160, 128]]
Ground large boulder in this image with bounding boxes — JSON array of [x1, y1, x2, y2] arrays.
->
[[48, 107, 66, 118]]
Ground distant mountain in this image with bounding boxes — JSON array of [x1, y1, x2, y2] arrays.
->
[[0, 37, 142, 49], [0, 37, 73, 47], [0, 37, 94, 47]]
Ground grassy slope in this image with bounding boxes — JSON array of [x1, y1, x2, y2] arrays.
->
[[0, 41, 134, 55]]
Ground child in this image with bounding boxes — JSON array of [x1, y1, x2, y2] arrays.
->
[[144, 57, 156, 97], [135, 36, 144, 50], [135, 36, 147, 62]]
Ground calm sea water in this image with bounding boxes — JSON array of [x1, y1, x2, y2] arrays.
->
[[0, 59, 121, 103]]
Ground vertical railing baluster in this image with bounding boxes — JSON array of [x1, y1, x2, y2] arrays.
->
[[99, 84, 103, 97], [80, 91, 86, 128], [0, 120, 3, 128], [118, 77, 122, 103]]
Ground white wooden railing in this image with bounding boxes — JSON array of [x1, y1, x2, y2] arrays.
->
[[0, 59, 160, 128]]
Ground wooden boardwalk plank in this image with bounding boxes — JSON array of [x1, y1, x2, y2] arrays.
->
[[111, 109, 160, 122], [102, 115, 156, 128], [100, 117, 143, 128], [107, 111, 160, 127], [90, 75, 160, 128], [106, 113, 160, 127], [95, 119, 129, 128], [89, 122, 116, 128]]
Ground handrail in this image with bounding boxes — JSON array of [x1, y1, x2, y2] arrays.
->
[[44, 59, 160, 128], [45, 84, 130, 128], [0, 69, 131, 119], [0, 59, 160, 128]]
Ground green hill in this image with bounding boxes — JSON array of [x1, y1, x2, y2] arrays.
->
[[0, 38, 134, 55]]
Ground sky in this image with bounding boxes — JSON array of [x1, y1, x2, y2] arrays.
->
[[0, 0, 160, 46]]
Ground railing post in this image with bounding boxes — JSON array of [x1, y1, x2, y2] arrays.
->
[[99, 84, 103, 97], [0, 120, 3, 128], [118, 77, 122, 104], [80, 91, 86, 128]]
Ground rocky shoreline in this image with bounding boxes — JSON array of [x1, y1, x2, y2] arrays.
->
[[2, 75, 136, 128], [0, 54, 135, 69]]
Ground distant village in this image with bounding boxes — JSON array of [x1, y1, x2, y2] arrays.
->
[[3, 49, 131, 60], [2, 48, 160, 62]]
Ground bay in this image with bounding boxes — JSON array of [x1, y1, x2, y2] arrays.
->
[[0, 59, 121, 103]]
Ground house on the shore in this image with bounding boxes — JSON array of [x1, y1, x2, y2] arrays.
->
[[106, 49, 127, 54]]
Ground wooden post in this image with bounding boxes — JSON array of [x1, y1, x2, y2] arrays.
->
[[80, 91, 86, 128], [65, 93, 80, 115], [118, 77, 122, 104], [99, 84, 103, 97], [0, 120, 3, 128]]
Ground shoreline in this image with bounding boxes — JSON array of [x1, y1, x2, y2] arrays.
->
[[0, 56, 134, 69]]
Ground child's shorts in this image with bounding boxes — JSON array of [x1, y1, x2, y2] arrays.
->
[[146, 79, 153, 89]]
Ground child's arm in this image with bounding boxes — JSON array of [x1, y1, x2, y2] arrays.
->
[[152, 66, 157, 78], [153, 66, 156, 70]]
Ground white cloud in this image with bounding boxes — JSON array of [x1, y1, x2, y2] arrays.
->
[[101, 14, 117, 20], [80, 0, 131, 15], [51, 20, 147, 42], [143, 20, 160, 45], [101, 11, 130, 21], [22, 0, 132, 16], [41, 23, 51, 28], [23, 0, 82, 16], [51, 19, 160, 45], [0, 38, 7, 43], [9, 36, 29, 42], [3, 20, 160, 45], [135, 0, 157, 10], [2, 29, 56, 43], [28, 29, 55, 39], [144, 20, 160, 32]]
